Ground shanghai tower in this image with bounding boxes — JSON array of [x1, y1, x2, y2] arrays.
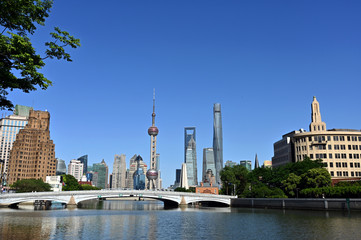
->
[[213, 103, 223, 186]]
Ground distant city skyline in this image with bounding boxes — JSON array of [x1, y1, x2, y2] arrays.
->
[[3, 1, 361, 187]]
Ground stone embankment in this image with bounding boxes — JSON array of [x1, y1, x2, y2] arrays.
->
[[231, 198, 361, 211]]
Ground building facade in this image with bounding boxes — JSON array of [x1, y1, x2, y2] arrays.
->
[[185, 136, 197, 186], [240, 160, 252, 171], [112, 154, 127, 189], [184, 127, 196, 162], [68, 159, 84, 181], [127, 155, 148, 189], [0, 105, 32, 174], [225, 160, 237, 168], [213, 103, 223, 186], [202, 148, 216, 183], [91, 160, 108, 189], [7, 110, 56, 185], [56, 158, 66, 175], [77, 155, 88, 175], [273, 97, 361, 182]]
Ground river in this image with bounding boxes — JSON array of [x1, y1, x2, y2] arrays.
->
[[0, 199, 360, 240]]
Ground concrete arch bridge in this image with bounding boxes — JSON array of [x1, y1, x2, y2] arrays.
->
[[0, 190, 237, 208]]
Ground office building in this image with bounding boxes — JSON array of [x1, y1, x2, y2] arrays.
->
[[180, 163, 189, 189], [263, 160, 272, 168], [77, 155, 88, 175], [0, 105, 32, 174], [202, 148, 216, 183], [173, 169, 181, 188], [56, 158, 66, 175], [184, 127, 196, 162], [272, 97, 361, 183], [127, 155, 148, 189], [68, 159, 84, 181], [213, 103, 223, 186], [7, 110, 56, 185], [185, 135, 197, 186], [240, 160, 252, 171], [225, 160, 237, 167], [112, 154, 127, 189], [91, 159, 108, 189]]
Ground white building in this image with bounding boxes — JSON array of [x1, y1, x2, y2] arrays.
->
[[46, 176, 62, 192], [68, 159, 84, 181]]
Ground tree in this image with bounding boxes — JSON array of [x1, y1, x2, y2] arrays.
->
[[281, 173, 301, 197], [300, 168, 331, 189], [80, 184, 100, 191], [220, 165, 248, 196], [11, 178, 51, 193], [62, 174, 81, 191], [0, 0, 80, 110]]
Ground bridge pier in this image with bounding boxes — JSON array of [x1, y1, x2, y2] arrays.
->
[[67, 195, 77, 208]]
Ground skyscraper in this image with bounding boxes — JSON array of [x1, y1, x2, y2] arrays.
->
[[147, 90, 160, 190], [68, 159, 84, 181], [56, 158, 66, 175], [240, 160, 252, 171], [7, 110, 56, 185], [112, 154, 126, 189], [77, 155, 88, 175], [127, 154, 148, 189], [202, 148, 216, 183], [0, 105, 32, 174], [180, 163, 189, 189], [213, 103, 223, 186], [184, 127, 196, 162], [185, 136, 197, 186], [91, 159, 108, 189]]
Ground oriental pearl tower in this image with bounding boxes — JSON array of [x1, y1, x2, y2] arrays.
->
[[146, 89, 159, 190]]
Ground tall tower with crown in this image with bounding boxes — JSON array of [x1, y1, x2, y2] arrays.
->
[[309, 96, 326, 132], [146, 89, 159, 190]]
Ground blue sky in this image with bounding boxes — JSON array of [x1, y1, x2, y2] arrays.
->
[[4, 1, 361, 187]]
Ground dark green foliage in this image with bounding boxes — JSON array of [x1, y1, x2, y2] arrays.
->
[[11, 178, 51, 193], [335, 181, 361, 187], [220, 165, 248, 196], [62, 174, 81, 191], [0, 0, 80, 110], [300, 186, 361, 198], [174, 187, 193, 193], [80, 184, 100, 191], [242, 183, 287, 198]]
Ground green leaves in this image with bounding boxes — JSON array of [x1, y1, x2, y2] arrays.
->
[[0, 0, 80, 110], [11, 178, 51, 193], [45, 27, 81, 61]]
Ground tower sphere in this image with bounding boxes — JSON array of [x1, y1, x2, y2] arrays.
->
[[146, 169, 158, 180], [148, 126, 159, 136]]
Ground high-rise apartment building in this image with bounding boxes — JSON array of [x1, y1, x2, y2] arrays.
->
[[0, 105, 32, 174], [56, 158, 66, 175], [213, 103, 223, 186], [68, 159, 84, 181], [185, 136, 197, 186], [273, 97, 361, 183], [91, 160, 108, 189], [7, 110, 56, 185], [112, 154, 126, 189], [77, 155, 88, 175], [202, 148, 216, 183]]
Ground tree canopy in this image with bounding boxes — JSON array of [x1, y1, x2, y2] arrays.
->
[[220, 165, 248, 195], [11, 178, 51, 193], [0, 0, 80, 110]]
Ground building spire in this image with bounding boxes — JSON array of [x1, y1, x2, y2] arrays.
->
[[255, 154, 259, 169], [152, 88, 156, 126], [309, 96, 326, 132]]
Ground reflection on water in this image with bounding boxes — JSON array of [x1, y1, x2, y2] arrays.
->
[[1, 200, 361, 240]]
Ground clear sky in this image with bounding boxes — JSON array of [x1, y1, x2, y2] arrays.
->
[[4, 1, 361, 187]]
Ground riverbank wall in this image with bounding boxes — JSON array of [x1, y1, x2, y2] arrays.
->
[[231, 198, 361, 211]]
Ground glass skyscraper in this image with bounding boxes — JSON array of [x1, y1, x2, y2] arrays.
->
[[213, 103, 223, 186], [202, 148, 216, 183], [77, 155, 88, 175], [185, 136, 197, 186], [91, 160, 108, 189], [184, 127, 196, 162]]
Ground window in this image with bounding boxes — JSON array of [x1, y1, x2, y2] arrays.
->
[[341, 154, 347, 159], [347, 136, 351, 141], [328, 145, 332, 150], [310, 154, 314, 159], [335, 154, 341, 159], [351, 172, 354, 177], [330, 162, 334, 168], [334, 145, 340, 150], [350, 163, 354, 168], [343, 171, 349, 177], [341, 145, 345, 150], [330, 171, 334, 177], [336, 162, 341, 168], [349, 154, 353, 159], [327, 136, 331, 141], [329, 153, 333, 159], [340, 136, 345, 141], [348, 145, 352, 150], [333, 136, 339, 141], [342, 162, 347, 168]]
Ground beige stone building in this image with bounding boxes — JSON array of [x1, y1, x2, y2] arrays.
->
[[273, 97, 361, 182], [7, 110, 56, 185]]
